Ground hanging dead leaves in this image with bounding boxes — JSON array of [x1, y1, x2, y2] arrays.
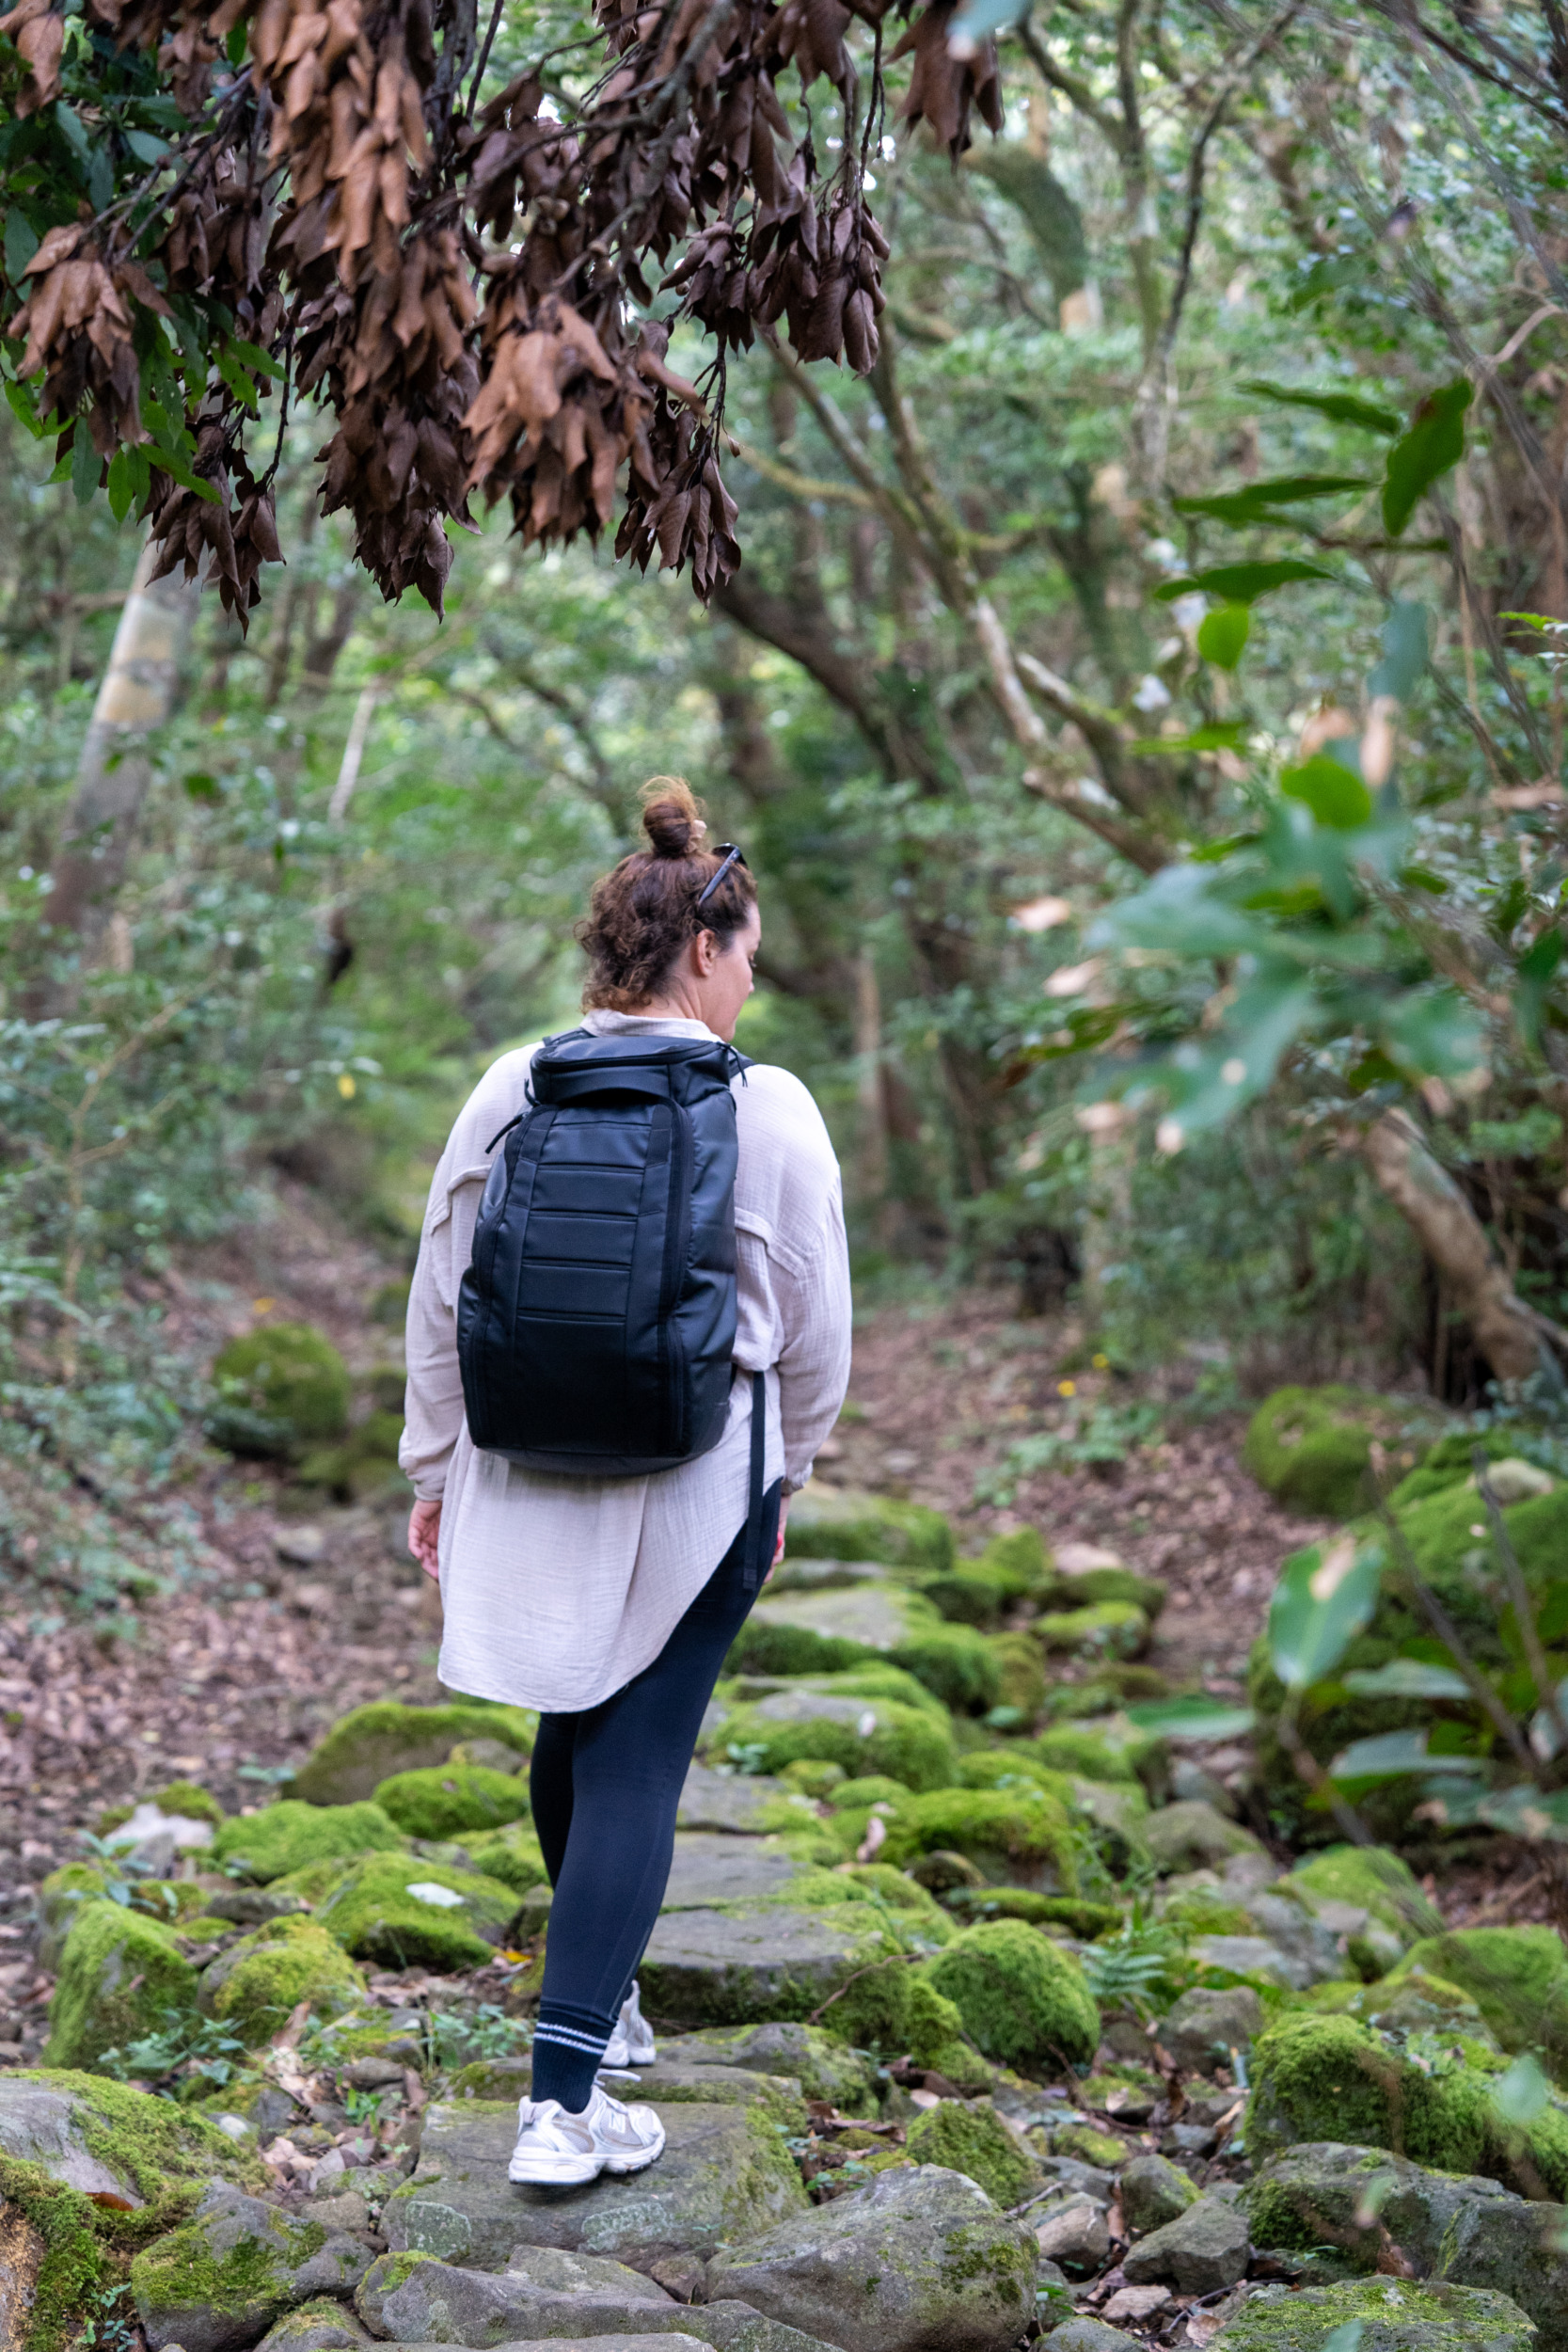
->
[[0, 0, 1001, 609]]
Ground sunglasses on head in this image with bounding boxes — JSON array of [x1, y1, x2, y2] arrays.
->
[[695, 842, 749, 908]]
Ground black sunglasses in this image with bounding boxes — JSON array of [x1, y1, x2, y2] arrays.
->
[[695, 842, 749, 908]]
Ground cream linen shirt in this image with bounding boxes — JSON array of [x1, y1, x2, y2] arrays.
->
[[399, 1010, 852, 1713]]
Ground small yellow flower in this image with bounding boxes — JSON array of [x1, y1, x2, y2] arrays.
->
[[251, 1296, 275, 1314], [1092, 1352, 1109, 1370], [338, 1073, 356, 1099], [1057, 1379, 1077, 1398]]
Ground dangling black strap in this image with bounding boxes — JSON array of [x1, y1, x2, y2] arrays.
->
[[740, 1369, 768, 1595]]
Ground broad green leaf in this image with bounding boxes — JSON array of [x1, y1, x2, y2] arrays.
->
[[1368, 599, 1428, 702], [1330, 1728, 1484, 1780], [71, 422, 99, 506], [1516, 928, 1565, 1054], [1269, 1536, 1383, 1689], [1241, 379, 1401, 435], [1492, 2052, 1550, 2124], [1320, 2326, 1365, 2352], [124, 129, 171, 164], [1161, 971, 1318, 1136], [1382, 379, 1472, 537], [1174, 476, 1368, 528], [229, 339, 284, 380], [1280, 756, 1373, 829], [1382, 986, 1486, 1080], [1155, 560, 1336, 606], [1341, 1659, 1472, 1699], [1125, 1697, 1255, 1740], [4, 207, 40, 280], [3, 375, 46, 438], [1197, 604, 1250, 670], [1094, 864, 1270, 960], [1470, 1783, 1568, 1842], [53, 102, 90, 166], [149, 446, 220, 504], [1127, 721, 1249, 755], [106, 448, 135, 524]]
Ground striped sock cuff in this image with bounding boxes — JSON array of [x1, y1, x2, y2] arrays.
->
[[532, 2019, 613, 2058], [531, 2003, 618, 2114]]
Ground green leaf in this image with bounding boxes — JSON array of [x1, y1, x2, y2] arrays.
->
[[1125, 1697, 1255, 1740], [149, 446, 220, 504], [1174, 476, 1369, 528], [1341, 1660, 1472, 1698], [4, 207, 40, 281], [1369, 599, 1428, 702], [1470, 1783, 1568, 1842], [1241, 379, 1401, 435], [1320, 2325, 1365, 2352], [1280, 755, 1373, 829], [228, 339, 283, 380], [1491, 2053, 1550, 2124], [1383, 379, 1472, 537], [182, 772, 220, 802], [3, 375, 45, 438], [105, 447, 135, 523], [123, 129, 170, 164], [70, 422, 99, 506], [1196, 603, 1250, 670], [1269, 1536, 1383, 1689], [1155, 559, 1336, 605], [1329, 1728, 1484, 1781], [53, 102, 90, 166], [1382, 986, 1486, 1080]]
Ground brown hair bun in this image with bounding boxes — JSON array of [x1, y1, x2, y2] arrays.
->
[[641, 775, 706, 860]]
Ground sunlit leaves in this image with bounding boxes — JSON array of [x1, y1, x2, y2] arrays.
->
[[1196, 604, 1249, 669], [1280, 755, 1373, 829], [1269, 1536, 1383, 1689]]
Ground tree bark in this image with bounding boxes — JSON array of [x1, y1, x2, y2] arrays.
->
[[41, 537, 199, 973], [1359, 1107, 1548, 1386]]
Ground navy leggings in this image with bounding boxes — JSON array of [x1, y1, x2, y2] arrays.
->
[[527, 1479, 783, 2110]]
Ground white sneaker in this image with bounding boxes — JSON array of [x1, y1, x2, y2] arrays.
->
[[600, 1979, 657, 2069], [507, 2083, 666, 2186]]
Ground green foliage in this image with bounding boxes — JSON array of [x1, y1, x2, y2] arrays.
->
[[903, 2100, 1040, 2205]]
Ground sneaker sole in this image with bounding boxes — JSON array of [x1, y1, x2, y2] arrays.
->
[[507, 2152, 603, 2186], [602, 2130, 666, 2174]]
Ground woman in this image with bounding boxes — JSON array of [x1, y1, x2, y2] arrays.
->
[[399, 778, 851, 2187]]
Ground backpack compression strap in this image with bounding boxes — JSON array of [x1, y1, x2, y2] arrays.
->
[[740, 1370, 768, 1595]]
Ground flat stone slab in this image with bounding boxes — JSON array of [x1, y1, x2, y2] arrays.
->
[[382, 2101, 808, 2272], [638, 1907, 865, 2027], [359, 2252, 838, 2352], [768, 1560, 890, 1594], [676, 1768, 791, 1834], [747, 1584, 920, 1651], [660, 1835, 805, 1911], [0, 2079, 145, 2203]]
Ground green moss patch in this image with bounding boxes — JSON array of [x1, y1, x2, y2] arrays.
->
[[1035, 1599, 1148, 1659], [297, 1409, 408, 1503], [1278, 1846, 1443, 1968], [287, 1700, 535, 1805], [904, 2099, 1041, 2204], [1389, 1926, 1568, 2081], [890, 1623, 1002, 1713], [715, 1694, 957, 1791], [1040, 1565, 1167, 1619], [1215, 2276, 1538, 2352], [463, 1820, 548, 1894], [1241, 1384, 1415, 1520], [208, 1323, 351, 1457], [211, 1800, 406, 1883], [98, 1782, 224, 1837], [0, 2150, 223, 2352], [200, 1918, 367, 2045], [926, 1918, 1100, 2074], [310, 1854, 518, 1969], [12, 2073, 264, 2200], [372, 1764, 530, 1840], [879, 1784, 1080, 1892], [783, 1488, 957, 1575], [42, 1904, 198, 2073]]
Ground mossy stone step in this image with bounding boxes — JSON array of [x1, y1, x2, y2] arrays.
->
[[357, 2249, 842, 2352], [747, 1583, 930, 1651], [659, 1834, 807, 1911], [636, 1906, 867, 2027], [1214, 2279, 1537, 2352], [675, 1766, 791, 1833], [381, 2100, 808, 2272]]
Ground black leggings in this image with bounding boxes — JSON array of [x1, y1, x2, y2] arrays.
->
[[527, 1479, 783, 2110]]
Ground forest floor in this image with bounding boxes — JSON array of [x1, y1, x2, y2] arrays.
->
[[0, 1181, 1551, 2056]]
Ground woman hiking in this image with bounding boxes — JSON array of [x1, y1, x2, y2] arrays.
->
[[399, 778, 852, 2187]]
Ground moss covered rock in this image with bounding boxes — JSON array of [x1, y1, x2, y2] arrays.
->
[[1041, 1565, 1167, 1620], [988, 1633, 1047, 1721], [42, 1902, 199, 2072], [1035, 1602, 1148, 1659], [1241, 1385, 1415, 1521], [1212, 2277, 1536, 2352], [371, 1764, 529, 1841], [783, 1489, 957, 1576], [208, 1324, 350, 1458], [1388, 1927, 1568, 2082], [462, 1820, 547, 1894], [1277, 1848, 1444, 1975], [891, 1623, 1003, 1714], [132, 2182, 369, 2352], [714, 1690, 957, 1790], [310, 1855, 518, 1970], [287, 1701, 534, 1805], [211, 1801, 405, 1884], [926, 1919, 1100, 2074], [903, 2100, 1041, 2205], [1244, 2011, 1568, 2197], [879, 1785, 1080, 1892], [297, 1410, 407, 1503], [198, 1919, 367, 2045], [99, 1782, 224, 1838], [36, 1866, 116, 1975]]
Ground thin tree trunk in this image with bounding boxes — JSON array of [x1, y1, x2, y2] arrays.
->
[[854, 946, 891, 1223], [1359, 1107, 1547, 1386], [40, 537, 199, 978]]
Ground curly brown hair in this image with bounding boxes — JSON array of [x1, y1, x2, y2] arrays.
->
[[579, 777, 758, 1011]]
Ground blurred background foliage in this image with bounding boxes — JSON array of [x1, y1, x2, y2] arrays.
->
[[6, 0, 1568, 1500]]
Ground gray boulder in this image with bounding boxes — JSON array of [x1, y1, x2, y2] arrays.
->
[[382, 2101, 807, 2272], [1156, 1987, 1264, 2075], [132, 2185, 372, 2352], [1121, 2197, 1249, 2295], [1243, 2143, 1522, 2281], [1214, 2279, 1537, 2352], [676, 1769, 793, 1835], [1118, 2155, 1198, 2237], [659, 1836, 807, 1911], [1032, 2199, 1109, 2276], [656, 2026, 877, 2113], [356, 2252, 839, 2352], [705, 2163, 1037, 2352], [637, 1909, 865, 2027], [1146, 1804, 1264, 1876], [1042, 2327, 1139, 2352], [257, 2308, 375, 2352], [1438, 2192, 1568, 2352], [0, 2077, 150, 2203]]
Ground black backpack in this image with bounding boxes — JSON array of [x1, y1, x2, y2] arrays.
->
[[457, 1028, 763, 1505]]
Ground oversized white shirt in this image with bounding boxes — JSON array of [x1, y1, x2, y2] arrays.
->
[[399, 1010, 852, 1712]]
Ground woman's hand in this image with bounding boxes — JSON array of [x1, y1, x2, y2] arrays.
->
[[408, 1498, 442, 1581], [764, 1492, 790, 1586]]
